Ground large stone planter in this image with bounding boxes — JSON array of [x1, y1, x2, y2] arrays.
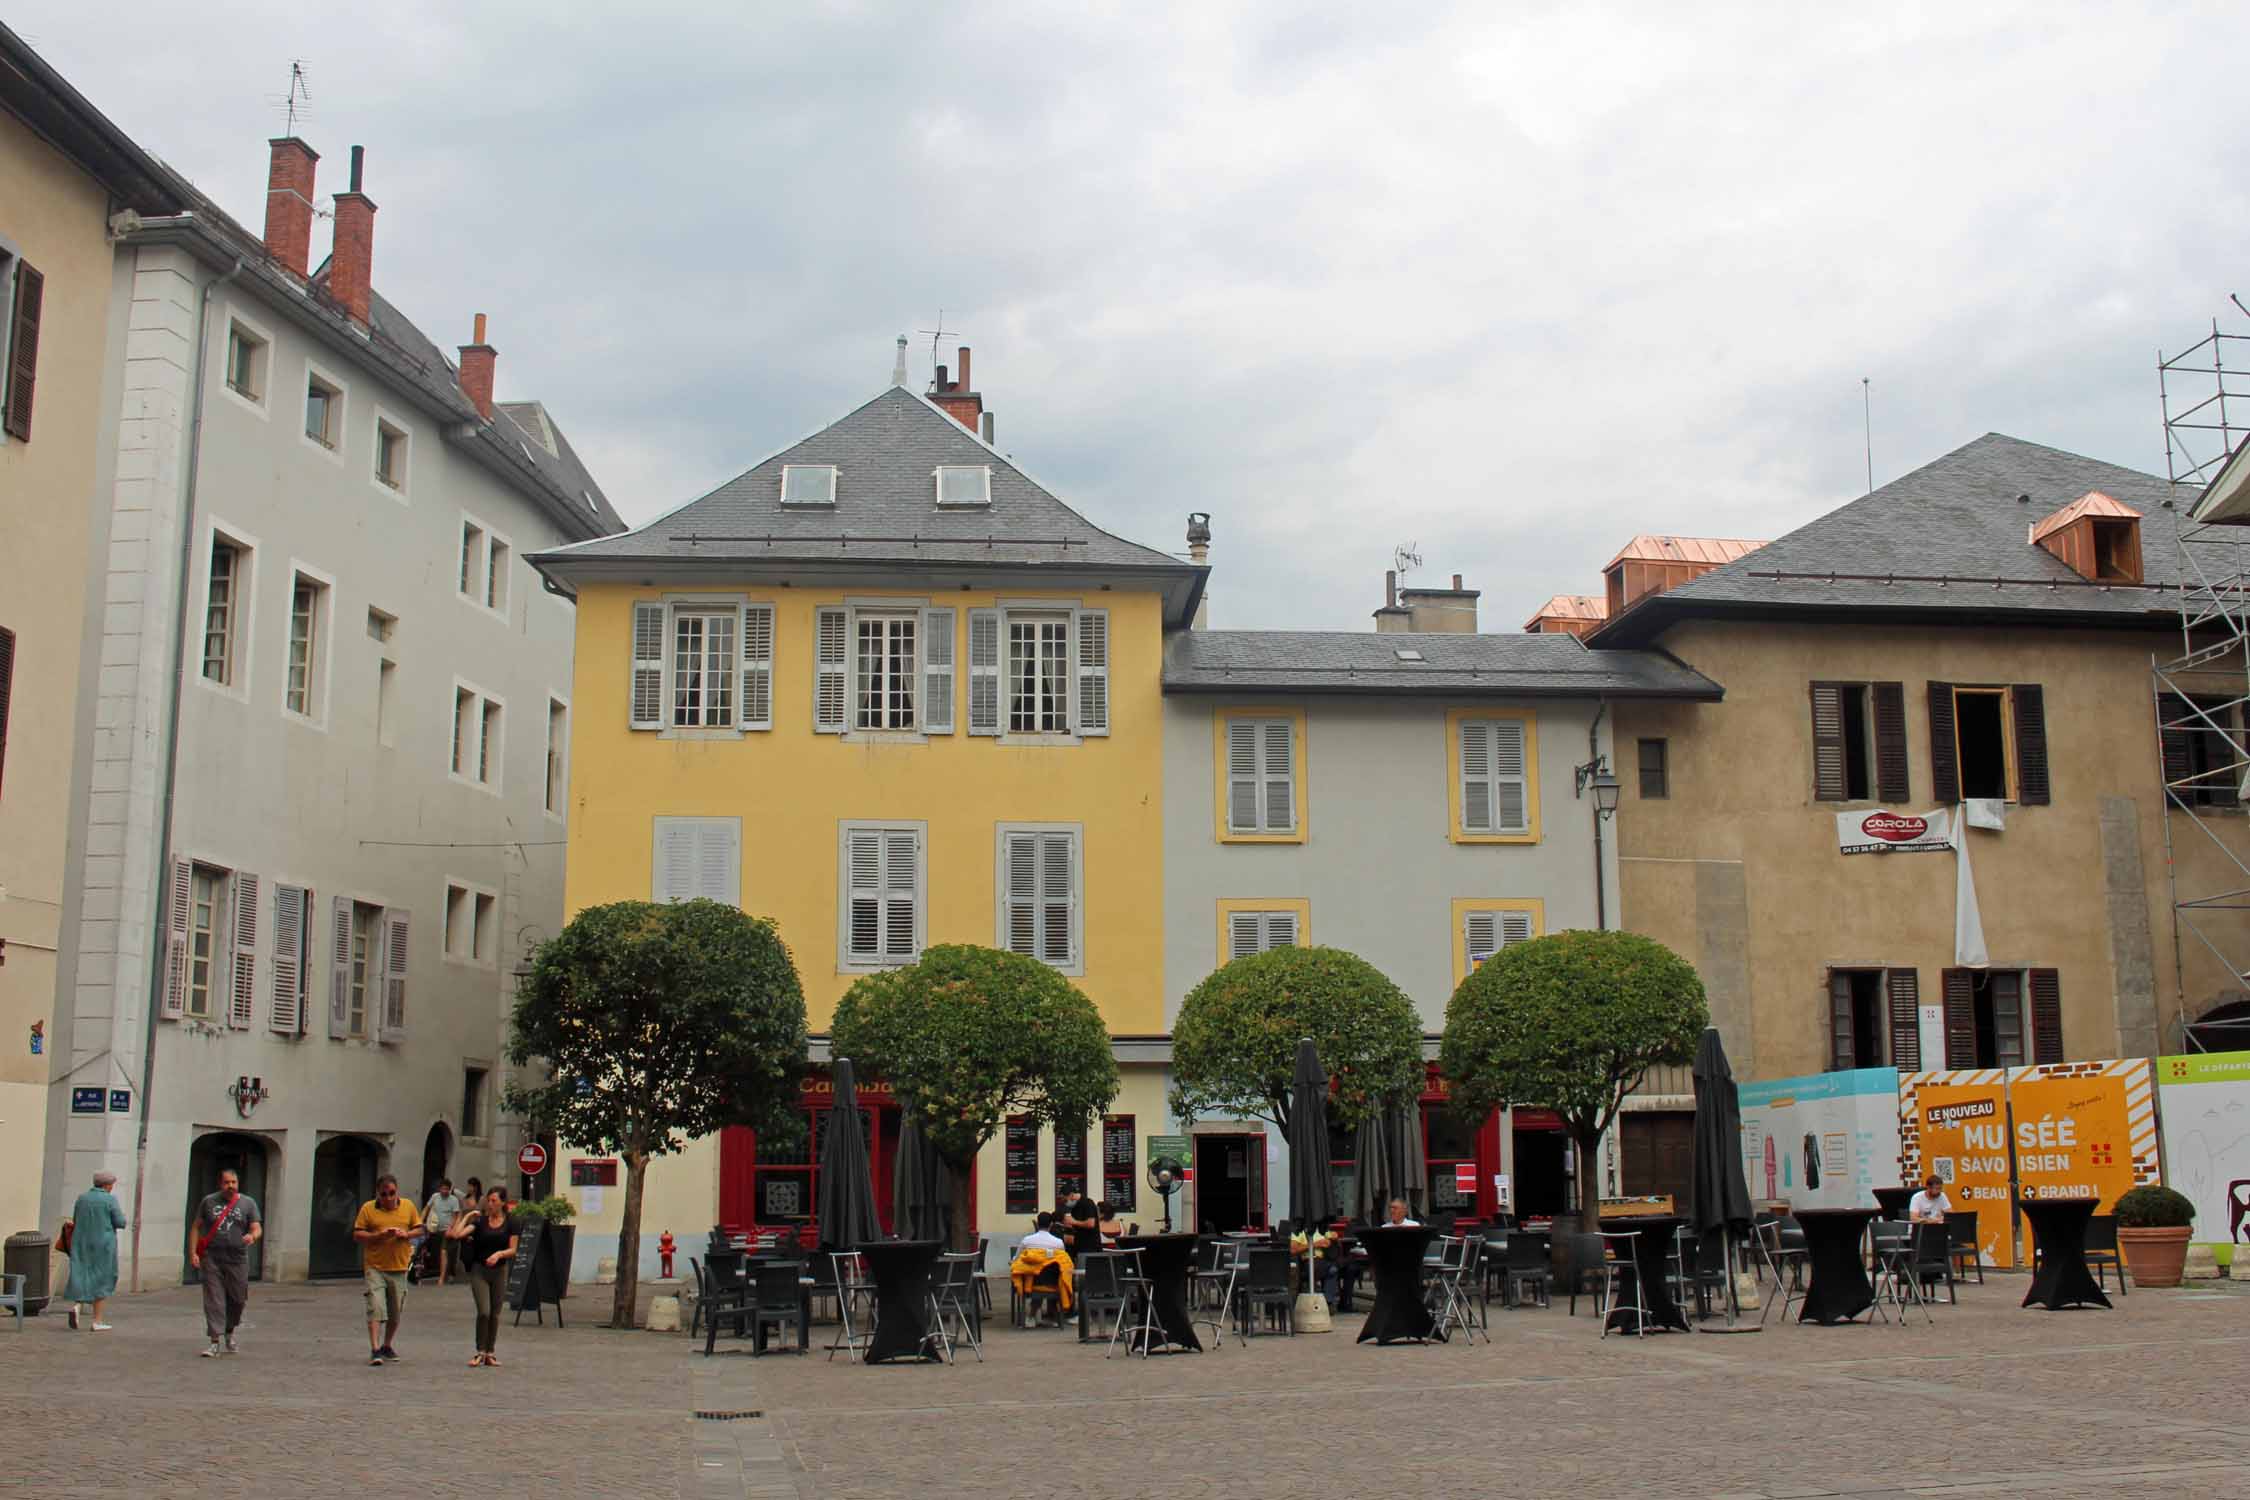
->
[[2117, 1225, 2191, 1288]]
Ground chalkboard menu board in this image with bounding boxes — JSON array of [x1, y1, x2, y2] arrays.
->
[[1054, 1127, 1087, 1204], [1101, 1115, 1137, 1212], [506, 1216, 550, 1319], [1004, 1117, 1039, 1214]]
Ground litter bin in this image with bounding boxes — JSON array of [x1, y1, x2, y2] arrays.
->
[[5, 1230, 53, 1315]]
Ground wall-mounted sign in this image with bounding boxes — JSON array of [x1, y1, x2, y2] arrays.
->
[[568, 1157, 618, 1187], [109, 1089, 131, 1113], [71, 1087, 105, 1115], [1837, 808, 1952, 855]]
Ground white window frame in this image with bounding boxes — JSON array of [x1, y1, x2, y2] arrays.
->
[[300, 356, 346, 461], [1461, 904, 1538, 975], [449, 678, 504, 794], [370, 405, 410, 501], [460, 1063, 493, 1142], [196, 520, 259, 703], [440, 878, 500, 967], [853, 610, 920, 732], [1456, 715, 1533, 837], [838, 820, 926, 971], [967, 602, 1108, 743], [545, 694, 570, 820], [780, 463, 838, 506], [456, 513, 511, 621], [1224, 714, 1298, 835], [269, 878, 313, 1036], [934, 464, 991, 507], [995, 822, 1084, 976], [1224, 908, 1302, 962], [219, 303, 273, 418], [281, 560, 334, 728], [671, 602, 740, 730], [185, 862, 231, 1021], [634, 595, 775, 738], [651, 816, 742, 905], [815, 599, 938, 740], [1005, 611, 1073, 737]]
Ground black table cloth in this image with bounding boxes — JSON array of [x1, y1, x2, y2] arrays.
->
[[1603, 1215, 1691, 1334], [1871, 1186, 1917, 1221], [1117, 1234, 1202, 1352], [1356, 1226, 1438, 1343], [1794, 1209, 1878, 1324], [857, 1239, 944, 1363], [2018, 1198, 2110, 1311]]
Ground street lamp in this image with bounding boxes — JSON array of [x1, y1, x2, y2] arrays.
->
[[1576, 758, 1621, 819]]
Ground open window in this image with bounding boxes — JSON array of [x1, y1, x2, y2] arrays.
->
[[1929, 683, 2048, 805], [1828, 967, 1921, 1070], [1810, 682, 1906, 802]]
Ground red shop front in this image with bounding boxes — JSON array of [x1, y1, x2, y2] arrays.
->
[[720, 1070, 968, 1246], [1327, 1063, 1508, 1223]]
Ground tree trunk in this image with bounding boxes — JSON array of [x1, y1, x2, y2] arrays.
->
[[611, 1149, 648, 1329], [945, 1158, 975, 1252], [1572, 1124, 1605, 1240]]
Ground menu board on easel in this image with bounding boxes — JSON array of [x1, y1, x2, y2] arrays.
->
[[1102, 1115, 1137, 1212], [1054, 1126, 1088, 1204], [1005, 1116, 1039, 1214]]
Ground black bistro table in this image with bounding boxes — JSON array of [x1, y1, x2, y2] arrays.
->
[[1603, 1214, 1691, 1334], [2018, 1197, 2110, 1311], [1117, 1234, 1202, 1352], [857, 1239, 945, 1363], [1871, 1186, 1918, 1221], [1794, 1209, 1879, 1324], [1356, 1226, 1438, 1344]]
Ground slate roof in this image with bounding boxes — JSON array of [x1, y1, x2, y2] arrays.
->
[[1589, 433, 2186, 646], [1163, 630, 1722, 699], [2027, 489, 2139, 544]]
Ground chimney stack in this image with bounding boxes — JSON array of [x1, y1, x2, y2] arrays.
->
[[891, 334, 908, 386], [329, 145, 377, 326], [1186, 514, 1212, 629], [1373, 567, 1413, 632], [458, 312, 497, 420], [263, 137, 319, 277], [979, 411, 995, 445], [931, 344, 985, 433]]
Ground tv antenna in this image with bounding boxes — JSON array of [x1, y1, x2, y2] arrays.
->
[[268, 61, 313, 137], [915, 310, 963, 372], [1393, 543, 1423, 589]]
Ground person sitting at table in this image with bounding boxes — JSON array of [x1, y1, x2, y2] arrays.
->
[[1022, 1212, 1064, 1252], [1097, 1200, 1125, 1243], [1384, 1198, 1420, 1228], [1009, 1216, 1074, 1325], [1908, 1174, 1952, 1224]]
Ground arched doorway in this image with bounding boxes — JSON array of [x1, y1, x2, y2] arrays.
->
[[184, 1132, 271, 1283], [2188, 995, 2250, 1053], [309, 1135, 383, 1278], [420, 1122, 453, 1201]]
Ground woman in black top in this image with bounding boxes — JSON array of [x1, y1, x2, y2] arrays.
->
[[1064, 1194, 1104, 1260], [447, 1188, 519, 1366]]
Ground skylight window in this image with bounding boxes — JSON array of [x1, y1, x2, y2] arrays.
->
[[1394, 648, 1426, 662], [935, 465, 991, 507], [782, 464, 838, 506]]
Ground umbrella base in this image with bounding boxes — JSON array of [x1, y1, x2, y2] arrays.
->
[[1294, 1293, 1332, 1332]]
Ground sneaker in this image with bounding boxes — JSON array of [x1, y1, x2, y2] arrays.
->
[[377, 1345, 401, 1362], [90, 1323, 113, 1332], [202, 1342, 223, 1357], [223, 1335, 237, 1354], [369, 1354, 385, 1367]]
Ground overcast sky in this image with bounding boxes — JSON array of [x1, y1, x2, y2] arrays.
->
[[24, 3, 2250, 629]]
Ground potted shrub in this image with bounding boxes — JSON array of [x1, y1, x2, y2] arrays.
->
[[2113, 1185, 2195, 1288], [525, 1194, 577, 1299]]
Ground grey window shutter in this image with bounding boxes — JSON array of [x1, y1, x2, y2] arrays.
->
[[923, 609, 955, 733], [2028, 968, 2063, 1063], [1492, 719, 1528, 832], [1810, 683, 1846, 801], [884, 828, 919, 960], [1265, 910, 1297, 949], [1228, 910, 1263, 961], [1459, 719, 1494, 832], [1464, 910, 1498, 973], [697, 819, 740, 904], [1872, 683, 1909, 803], [814, 607, 848, 732], [1227, 718, 1260, 832], [653, 819, 693, 902], [739, 604, 774, 730], [630, 602, 665, 730], [161, 857, 192, 1019], [1927, 683, 1960, 804], [228, 872, 260, 1030], [328, 896, 353, 1039], [846, 828, 881, 963], [1499, 910, 1533, 946], [2012, 684, 2050, 805], [1004, 831, 1037, 955], [1261, 719, 1294, 832], [1829, 972, 1856, 1070], [1074, 609, 1109, 736], [967, 610, 1001, 735], [1039, 831, 1076, 966], [381, 908, 410, 1042], [1886, 968, 1921, 1071], [270, 884, 305, 1035]]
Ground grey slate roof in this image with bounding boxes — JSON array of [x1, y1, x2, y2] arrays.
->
[[495, 399, 616, 528], [1589, 433, 2186, 646], [537, 385, 1188, 572], [1164, 630, 1722, 699]]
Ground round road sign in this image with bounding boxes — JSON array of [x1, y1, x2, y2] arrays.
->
[[516, 1142, 549, 1177]]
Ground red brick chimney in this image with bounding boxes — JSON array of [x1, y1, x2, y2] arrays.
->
[[458, 313, 496, 420], [931, 343, 984, 434], [329, 145, 377, 327], [263, 137, 319, 277]]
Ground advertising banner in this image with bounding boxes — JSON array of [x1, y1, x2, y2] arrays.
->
[[2005, 1059, 2156, 1263], [1835, 807, 1953, 856], [1899, 1070, 2015, 1266], [1738, 1068, 1902, 1211], [2155, 1051, 2250, 1256]]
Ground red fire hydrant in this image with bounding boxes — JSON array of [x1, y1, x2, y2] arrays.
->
[[658, 1230, 676, 1280]]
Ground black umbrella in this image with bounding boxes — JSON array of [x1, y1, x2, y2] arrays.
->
[[1288, 1038, 1338, 1229], [1352, 1106, 1393, 1222], [816, 1058, 884, 1250], [1390, 1095, 1427, 1216], [892, 1109, 948, 1244], [1690, 1027, 1758, 1329]]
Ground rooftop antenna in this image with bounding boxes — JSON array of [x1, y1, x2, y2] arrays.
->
[[1392, 543, 1423, 590], [915, 310, 959, 380], [268, 60, 313, 137], [1862, 377, 1873, 495]]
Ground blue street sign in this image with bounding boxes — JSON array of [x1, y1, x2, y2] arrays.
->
[[71, 1087, 105, 1114], [109, 1089, 131, 1113]]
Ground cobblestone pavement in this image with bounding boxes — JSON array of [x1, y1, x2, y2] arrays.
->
[[10, 1276, 2250, 1499]]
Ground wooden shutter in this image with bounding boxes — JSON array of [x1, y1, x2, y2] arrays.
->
[[270, 884, 306, 1035], [380, 909, 410, 1041], [228, 872, 260, 1029], [161, 857, 192, 1019], [0, 625, 13, 799], [884, 829, 919, 960], [813, 607, 848, 732], [2028, 968, 2063, 1064], [1500, 910, 1533, 946], [1886, 968, 1921, 1071], [1074, 608, 1109, 736], [922, 608, 955, 734], [1227, 910, 1263, 961], [967, 610, 1001, 735], [1464, 911, 1498, 974], [1459, 719, 1494, 832], [1039, 830, 1076, 967], [1003, 831, 1037, 956], [1940, 968, 1975, 1068], [1265, 910, 1298, 949], [1492, 718, 1527, 831], [696, 820, 739, 903], [1927, 683, 1960, 804], [2159, 694, 2195, 805], [2012, 684, 2050, 805], [845, 828, 881, 963], [1872, 683, 1909, 803], [629, 602, 665, 729], [1226, 718, 1260, 831], [653, 819, 695, 902], [739, 604, 774, 729], [1810, 683, 1847, 801], [845, 827, 919, 964], [328, 896, 353, 1038], [1828, 971, 1855, 1070], [5, 262, 42, 441], [1261, 719, 1295, 832]]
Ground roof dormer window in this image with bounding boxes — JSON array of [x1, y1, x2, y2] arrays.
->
[[781, 464, 838, 506], [935, 465, 991, 508], [2030, 490, 2142, 584]]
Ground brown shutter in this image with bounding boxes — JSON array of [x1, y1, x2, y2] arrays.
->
[[1810, 683, 1846, 801], [0, 625, 13, 800], [4, 262, 41, 441], [1872, 683, 1909, 803], [1941, 968, 1976, 1068], [1886, 968, 1921, 1071], [2012, 684, 2050, 806], [2028, 968, 2063, 1064], [2159, 693, 2193, 805], [1828, 971, 1855, 1069], [1927, 682, 1960, 804]]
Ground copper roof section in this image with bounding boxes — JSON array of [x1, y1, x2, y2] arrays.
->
[[1524, 594, 1608, 628], [2028, 489, 2141, 544], [1603, 535, 1766, 570]]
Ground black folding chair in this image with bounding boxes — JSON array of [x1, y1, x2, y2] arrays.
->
[[747, 1262, 808, 1355], [2085, 1214, 2129, 1296], [1946, 1211, 1984, 1285], [697, 1259, 756, 1356], [1234, 1247, 1294, 1338]]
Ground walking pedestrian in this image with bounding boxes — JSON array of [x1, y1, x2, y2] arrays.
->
[[61, 1170, 128, 1331], [419, 1178, 463, 1285], [447, 1186, 520, 1366], [189, 1168, 262, 1356], [353, 1173, 422, 1366]]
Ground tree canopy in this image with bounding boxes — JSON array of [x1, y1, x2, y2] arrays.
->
[[1170, 945, 1424, 1132]]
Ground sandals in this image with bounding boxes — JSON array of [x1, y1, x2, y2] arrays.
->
[[468, 1353, 485, 1366]]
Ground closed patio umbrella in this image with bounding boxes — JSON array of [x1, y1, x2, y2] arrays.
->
[[1690, 1027, 1757, 1329], [1352, 1106, 1393, 1222], [893, 1109, 947, 1244], [816, 1058, 884, 1250], [1288, 1038, 1338, 1230], [1390, 1096, 1427, 1217]]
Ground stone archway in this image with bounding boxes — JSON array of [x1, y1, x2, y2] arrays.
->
[[2188, 992, 2250, 1053], [309, 1135, 385, 1278], [420, 1121, 453, 1201], [184, 1132, 275, 1283]]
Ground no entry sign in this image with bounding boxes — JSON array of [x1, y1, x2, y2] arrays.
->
[[516, 1143, 549, 1177]]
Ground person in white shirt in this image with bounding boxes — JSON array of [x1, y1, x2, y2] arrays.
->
[[1907, 1174, 1952, 1224], [1022, 1213, 1065, 1251], [1383, 1198, 1421, 1228]]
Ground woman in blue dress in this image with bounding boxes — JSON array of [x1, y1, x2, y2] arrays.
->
[[64, 1170, 129, 1330]]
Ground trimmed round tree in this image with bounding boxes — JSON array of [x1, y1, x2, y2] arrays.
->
[[830, 944, 1119, 1249], [505, 899, 807, 1328], [1171, 945, 1423, 1132], [1440, 929, 1707, 1230]]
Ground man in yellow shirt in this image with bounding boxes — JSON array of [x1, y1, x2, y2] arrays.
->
[[353, 1174, 423, 1367]]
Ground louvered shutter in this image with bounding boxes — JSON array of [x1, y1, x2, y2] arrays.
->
[[161, 857, 192, 1019], [1927, 683, 1960, 804], [328, 896, 353, 1038], [2012, 684, 2050, 805], [739, 604, 774, 729], [1039, 831, 1076, 966], [1261, 719, 1295, 832], [1004, 832, 1038, 956], [1828, 972, 1856, 1070], [1872, 683, 1909, 804], [967, 610, 1001, 735], [0, 625, 14, 798], [2028, 968, 2063, 1063], [1465, 911, 1498, 973], [1940, 968, 1975, 1068], [1227, 910, 1263, 962], [846, 828, 882, 963], [1227, 719, 1260, 831], [1500, 910, 1533, 946], [2159, 694, 2195, 804], [228, 872, 260, 1029], [629, 603, 665, 729], [1809, 683, 1847, 800], [379, 909, 410, 1041], [884, 829, 919, 960], [1886, 968, 1921, 1071], [922, 609, 955, 734], [1491, 719, 1527, 832], [814, 607, 848, 732], [653, 819, 695, 901], [1074, 608, 1109, 736], [5, 262, 42, 442], [270, 884, 305, 1035], [1266, 910, 1298, 949], [1460, 719, 1494, 832], [697, 820, 739, 904]]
